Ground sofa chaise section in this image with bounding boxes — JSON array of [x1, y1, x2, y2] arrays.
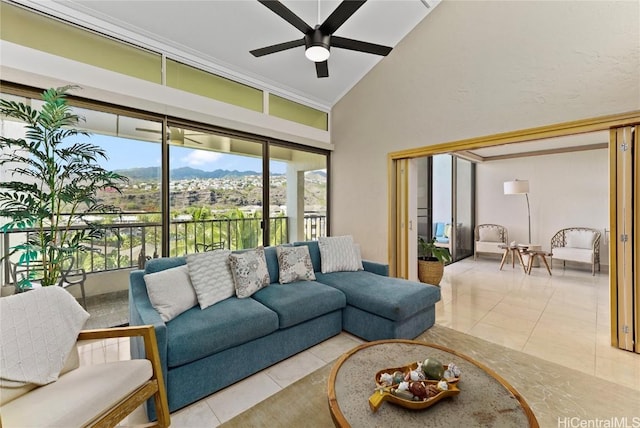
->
[[295, 240, 441, 341], [315, 271, 440, 341]]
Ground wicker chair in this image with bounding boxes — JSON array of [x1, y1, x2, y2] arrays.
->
[[550, 227, 601, 275], [474, 224, 508, 260]]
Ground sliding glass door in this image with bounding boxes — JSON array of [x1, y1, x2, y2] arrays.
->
[[454, 157, 475, 260], [166, 124, 264, 255], [268, 145, 327, 246], [0, 85, 331, 292], [417, 154, 475, 263]]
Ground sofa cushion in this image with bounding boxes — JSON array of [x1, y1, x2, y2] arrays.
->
[[552, 247, 594, 264], [475, 241, 504, 254], [276, 245, 316, 284], [165, 297, 278, 368], [252, 282, 346, 328], [318, 235, 363, 273], [229, 247, 270, 298], [186, 250, 235, 309], [144, 265, 198, 322], [434, 222, 445, 237], [0, 344, 79, 406], [315, 271, 440, 321], [565, 230, 596, 249]]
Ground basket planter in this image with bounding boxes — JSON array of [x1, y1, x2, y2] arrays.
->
[[418, 259, 444, 286]]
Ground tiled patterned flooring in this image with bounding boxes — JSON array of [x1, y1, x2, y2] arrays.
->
[[80, 257, 639, 426]]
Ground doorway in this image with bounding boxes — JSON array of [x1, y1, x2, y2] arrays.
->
[[417, 155, 475, 263], [388, 111, 640, 353]]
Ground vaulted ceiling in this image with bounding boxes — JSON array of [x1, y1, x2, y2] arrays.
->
[[22, 0, 440, 109]]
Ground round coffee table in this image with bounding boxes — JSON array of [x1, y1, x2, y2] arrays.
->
[[328, 340, 538, 427]]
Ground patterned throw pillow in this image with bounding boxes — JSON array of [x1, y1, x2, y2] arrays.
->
[[276, 245, 316, 284], [229, 247, 271, 298], [186, 249, 235, 309], [318, 235, 363, 274]]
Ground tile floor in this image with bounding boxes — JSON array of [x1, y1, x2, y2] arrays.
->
[[79, 257, 639, 426]]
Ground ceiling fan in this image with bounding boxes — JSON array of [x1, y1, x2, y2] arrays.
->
[[250, 0, 392, 78]]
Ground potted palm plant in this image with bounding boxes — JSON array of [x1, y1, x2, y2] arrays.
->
[[418, 236, 452, 286], [0, 86, 128, 291]]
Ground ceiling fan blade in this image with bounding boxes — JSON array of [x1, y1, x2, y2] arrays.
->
[[250, 38, 305, 57], [315, 61, 329, 78], [331, 36, 392, 56], [318, 0, 367, 34], [258, 0, 313, 34]]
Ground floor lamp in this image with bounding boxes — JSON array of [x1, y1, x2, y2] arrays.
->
[[504, 179, 531, 244]]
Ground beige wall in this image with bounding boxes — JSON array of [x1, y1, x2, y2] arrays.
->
[[331, 0, 639, 263]]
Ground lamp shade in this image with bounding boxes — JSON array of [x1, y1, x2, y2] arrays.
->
[[504, 180, 529, 195]]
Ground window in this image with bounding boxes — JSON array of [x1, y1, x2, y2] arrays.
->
[[0, 87, 330, 288]]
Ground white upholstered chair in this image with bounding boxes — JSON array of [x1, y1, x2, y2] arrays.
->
[[550, 227, 601, 275], [0, 286, 170, 428], [474, 224, 508, 260]]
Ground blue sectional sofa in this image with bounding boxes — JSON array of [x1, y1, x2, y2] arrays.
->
[[129, 241, 440, 418]]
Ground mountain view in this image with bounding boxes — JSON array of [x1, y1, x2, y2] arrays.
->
[[98, 167, 326, 215], [114, 166, 279, 181]]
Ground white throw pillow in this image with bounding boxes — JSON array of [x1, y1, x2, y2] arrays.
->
[[229, 247, 271, 298], [565, 230, 596, 249], [479, 227, 501, 242], [186, 250, 235, 309], [144, 265, 197, 322], [276, 245, 316, 284], [318, 235, 363, 274]]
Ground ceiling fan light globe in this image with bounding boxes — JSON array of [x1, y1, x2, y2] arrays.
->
[[305, 46, 330, 62]]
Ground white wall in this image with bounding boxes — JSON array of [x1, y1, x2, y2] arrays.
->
[[331, 0, 638, 262], [476, 148, 609, 263]]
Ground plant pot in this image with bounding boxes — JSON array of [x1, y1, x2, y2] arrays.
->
[[418, 259, 444, 285]]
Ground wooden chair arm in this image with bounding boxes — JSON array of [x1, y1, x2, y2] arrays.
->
[[78, 325, 170, 427]]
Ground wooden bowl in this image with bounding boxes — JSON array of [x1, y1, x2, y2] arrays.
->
[[369, 361, 461, 412]]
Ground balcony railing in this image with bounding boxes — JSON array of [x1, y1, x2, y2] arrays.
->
[[1, 214, 326, 285]]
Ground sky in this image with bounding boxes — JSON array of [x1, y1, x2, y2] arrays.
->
[[89, 134, 286, 174]]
